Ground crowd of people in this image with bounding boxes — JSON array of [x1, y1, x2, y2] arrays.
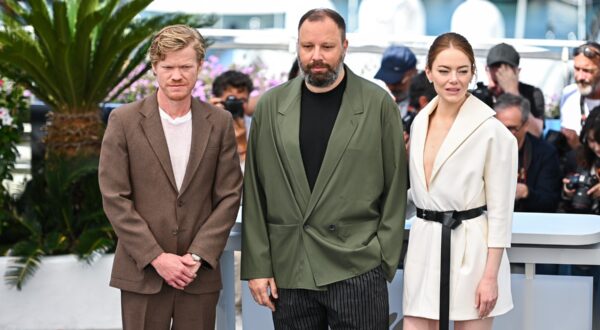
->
[[97, 7, 599, 330], [381, 41, 600, 216]]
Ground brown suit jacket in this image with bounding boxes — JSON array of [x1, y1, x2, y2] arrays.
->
[[99, 93, 242, 295]]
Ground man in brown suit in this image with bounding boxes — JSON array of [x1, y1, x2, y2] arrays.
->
[[99, 25, 242, 329]]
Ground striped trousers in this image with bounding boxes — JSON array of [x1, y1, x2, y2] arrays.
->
[[272, 266, 388, 330]]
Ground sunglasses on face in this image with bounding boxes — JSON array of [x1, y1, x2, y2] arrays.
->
[[573, 45, 600, 59]]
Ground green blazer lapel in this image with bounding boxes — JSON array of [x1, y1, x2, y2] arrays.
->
[[179, 98, 213, 196], [303, 68, 362, 221], [139, 93, 178, 192], [276, 78, 311, 213], [429, 95, 495, 184]]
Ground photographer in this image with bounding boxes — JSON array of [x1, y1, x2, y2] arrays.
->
[[560, 42, 600, 151], [210, 70, 254, 164], [562, 106, 600, 214], [374, 45, 417, 117], [404, 71, 436, 152], [494, 93, 562, 213], [472, 43, 546, 137]]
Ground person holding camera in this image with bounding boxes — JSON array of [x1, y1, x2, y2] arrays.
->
[[494, 93, 562, 213], [562, 106, 600, 214], [472, 43, 546, 137], [403, 71, 437, 151], [210, 70, 254, 164]]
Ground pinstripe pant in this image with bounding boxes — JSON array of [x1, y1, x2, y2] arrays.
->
[[272, 266, 388, 330]]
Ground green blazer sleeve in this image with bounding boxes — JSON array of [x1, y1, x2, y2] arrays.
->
[[240, 109, 273, 279], [377, 95, 408, 281]]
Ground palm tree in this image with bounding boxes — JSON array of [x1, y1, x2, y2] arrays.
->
[[0, 0, 216, 289], [0, 0, 214, 157]]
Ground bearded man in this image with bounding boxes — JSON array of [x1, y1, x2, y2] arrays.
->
[[560, 42, 600, 149], [240, 8, 407, 330]]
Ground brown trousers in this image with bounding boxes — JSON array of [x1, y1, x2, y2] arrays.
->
[[121, 284, 219, 330]]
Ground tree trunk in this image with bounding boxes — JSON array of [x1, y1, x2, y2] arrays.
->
[[43, 111, 104, 158]]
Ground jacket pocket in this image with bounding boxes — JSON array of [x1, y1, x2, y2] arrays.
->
[[336, 219, 379, 246], [266, 223, 300, 282]]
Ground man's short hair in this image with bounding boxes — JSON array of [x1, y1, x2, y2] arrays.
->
[[494, 93, 530, 124], [212, 70, 254, 97], [487, 43, 520, 68], [149, 25, 205, 66], [298, 8, 346, 42], [375, 45, 417, 84]]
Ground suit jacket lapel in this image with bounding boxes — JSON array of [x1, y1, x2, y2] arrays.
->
[[139, 93, 178, 192], [303, 68, 361, 221], [179, 98, 213, 196], [276, 78, 311, 213], [429, 95, 495, 184]]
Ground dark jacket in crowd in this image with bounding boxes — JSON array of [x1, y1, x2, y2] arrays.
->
[[518, 82, 546, 120], [515, 133, 562, 212]]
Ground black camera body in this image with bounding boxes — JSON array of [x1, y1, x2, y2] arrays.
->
[[402, 111, 417, 133], [222, 95, 244, 118], [566, 172, 599, 211], [470, 82, 494, 108]]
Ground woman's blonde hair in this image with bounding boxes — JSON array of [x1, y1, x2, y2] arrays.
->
[[148, 25, 205, 65]]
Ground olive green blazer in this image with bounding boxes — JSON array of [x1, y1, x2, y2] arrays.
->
[[241, 67, 407, 289]]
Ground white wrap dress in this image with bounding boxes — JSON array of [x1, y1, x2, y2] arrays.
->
[[403, 95, 518, 320]]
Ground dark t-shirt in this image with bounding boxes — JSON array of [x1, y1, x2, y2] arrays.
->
[[299, 74, 347, 191]]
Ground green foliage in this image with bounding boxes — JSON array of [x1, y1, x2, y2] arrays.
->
[[4, 155, 114, 289], [0, 0, 217, 114], [0, 0, 217, 288], [0, 79, 27, 188], [0, 78, 28, 254]]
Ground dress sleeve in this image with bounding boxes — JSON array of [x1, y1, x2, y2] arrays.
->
[[483, 121, 518, 247]]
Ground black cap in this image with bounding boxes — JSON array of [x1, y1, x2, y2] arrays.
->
[[487, 43, 520, 67]]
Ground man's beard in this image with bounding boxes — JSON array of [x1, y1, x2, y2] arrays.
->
[[298, 55, 344, 88], [577, 79, 597, 96]]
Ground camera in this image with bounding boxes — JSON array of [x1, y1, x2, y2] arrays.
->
[[402, 111, 417, 133], [565, 172, 599, 211], [470, 82, 494, 108], [222, 95, 244, 118]]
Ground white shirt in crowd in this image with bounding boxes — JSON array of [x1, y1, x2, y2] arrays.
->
[[560, 83, 600, 134]]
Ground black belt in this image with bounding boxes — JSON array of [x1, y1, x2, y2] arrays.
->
[[416, 205, 486, 330]]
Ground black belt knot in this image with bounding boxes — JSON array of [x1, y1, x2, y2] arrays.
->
[[415, 205, 486, 330], [417, 206, 486, 229]]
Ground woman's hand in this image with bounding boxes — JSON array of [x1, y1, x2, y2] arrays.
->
[[475, 276, 498, 318], [587, 182, 600, 200]]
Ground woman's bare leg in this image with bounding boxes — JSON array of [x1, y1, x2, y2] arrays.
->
[[403, 316, 439, 330], [454, 317, 494, 330]]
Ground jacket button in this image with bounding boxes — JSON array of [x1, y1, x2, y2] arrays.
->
[[328, 224, 336, 231], [177, 200, 184, 207], [303, 224, 309, 230]]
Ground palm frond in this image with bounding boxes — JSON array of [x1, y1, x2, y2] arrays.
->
[[4, 241, 44, 290], [75, 226, 115, 264]]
